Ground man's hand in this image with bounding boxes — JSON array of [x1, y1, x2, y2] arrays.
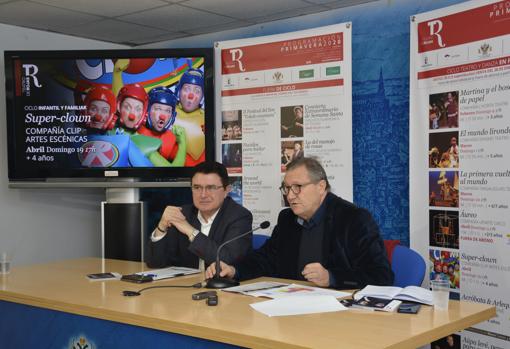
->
[[302, 263, 330, 287], [158, 206, 195, 239], [205, 261, 236, 280]]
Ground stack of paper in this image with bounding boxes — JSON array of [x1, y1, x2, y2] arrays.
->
[[225, 281, 351, 317], [224, 281, 350, 299], [137, 266, 201, 280]]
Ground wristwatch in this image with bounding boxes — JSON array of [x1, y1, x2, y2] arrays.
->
[[189, 229, 200, 242]]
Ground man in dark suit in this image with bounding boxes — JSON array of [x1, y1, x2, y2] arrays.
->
[[147, 161, 253, 270], [206, 157, 393, 289]]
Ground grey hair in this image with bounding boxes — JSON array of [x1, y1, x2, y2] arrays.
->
[[286, 157, 331, 190]]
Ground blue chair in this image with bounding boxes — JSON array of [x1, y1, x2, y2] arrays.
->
[[252, 234, 269, 250], [391, 245, 426, 287]]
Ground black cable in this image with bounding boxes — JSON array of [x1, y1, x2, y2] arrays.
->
[[350, 289, 360, 299], [123, 282, 203, 296]]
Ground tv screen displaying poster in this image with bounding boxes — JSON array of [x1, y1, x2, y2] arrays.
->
[[4, 49, 214, 183]]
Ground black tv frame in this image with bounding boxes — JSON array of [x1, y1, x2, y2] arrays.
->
[[4, 48, 214, 186]]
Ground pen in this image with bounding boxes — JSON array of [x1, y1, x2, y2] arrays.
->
[[144, 273, 185, 278], [171, 267, 195, 271], [246, 284, 287, 293]]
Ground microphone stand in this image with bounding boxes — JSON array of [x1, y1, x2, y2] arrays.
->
[[206, 222, 269, 289]]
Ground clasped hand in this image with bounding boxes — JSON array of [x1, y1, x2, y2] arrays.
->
[[158, 206, 194, 238]]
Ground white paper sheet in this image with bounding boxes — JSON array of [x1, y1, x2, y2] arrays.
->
[[250, 295, 348, 317]]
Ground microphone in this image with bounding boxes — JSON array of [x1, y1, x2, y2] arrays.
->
[[206, 221, 270, 289]]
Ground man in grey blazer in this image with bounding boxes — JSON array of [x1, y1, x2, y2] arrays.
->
[[147, 161, 253, 271]]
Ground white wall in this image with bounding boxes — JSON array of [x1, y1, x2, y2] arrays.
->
[[0, 23, 127, 266]]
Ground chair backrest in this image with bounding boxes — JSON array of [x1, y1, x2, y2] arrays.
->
[[391, 245, 426, 287], [252, 234, 269, 250]]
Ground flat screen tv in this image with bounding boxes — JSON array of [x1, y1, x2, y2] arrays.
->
[[4, 48, 214, 185]]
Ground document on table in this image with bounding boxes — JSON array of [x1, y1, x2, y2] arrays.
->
[[224, 282, 350, 299], [250, 295, 348, 317], [136, 266, 201, 280]]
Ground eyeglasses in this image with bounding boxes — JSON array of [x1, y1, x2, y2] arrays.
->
[[191, 184, 225, 193], [279, 182, 315, 196]]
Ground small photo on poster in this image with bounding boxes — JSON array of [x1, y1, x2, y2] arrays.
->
[[228, 176, 243, 205], [431, 334, 460, 349], [281, 105, 304, 138], [429, 171, 459, 207], [280, 174, 290, 208], [429, 132, 459, 168], [222, 143, 242, 174], [281, 140, 304, 172], [429, 91, 459, 129], [429, 249, 460, 290], [221, 110, 242, 141], [429, 210, 459, 249]]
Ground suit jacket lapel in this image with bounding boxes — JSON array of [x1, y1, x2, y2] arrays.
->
[[208, 197, 229, 242]]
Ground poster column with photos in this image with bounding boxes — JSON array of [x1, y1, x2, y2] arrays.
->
[[215, 23, 352, 231], [411, 0, 510, 347]]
